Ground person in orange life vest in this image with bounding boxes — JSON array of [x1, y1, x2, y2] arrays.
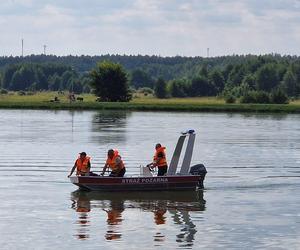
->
[[68, 152, 91, 177], [101, 149, 126, 177], [147, 143, 168, 176]]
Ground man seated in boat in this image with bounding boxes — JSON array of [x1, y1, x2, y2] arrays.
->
[[68, 152, 91, 177], [101, 149, 126, 177], [147, 143, 168, 176]]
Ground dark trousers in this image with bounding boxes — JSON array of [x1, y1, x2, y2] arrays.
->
[[109, 168, 126, 177], [157, 165, 168, 176]]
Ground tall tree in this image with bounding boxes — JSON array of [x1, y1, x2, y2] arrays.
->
[[228, 64, 247, 87], [242, 74, 256, 90], [35, 68, 48, 90], [256, 63, 280, 91], [209, 69, 225, 93], [190, 76, 216, 96], [48, 74, 62, 91], [154, 78, 167, 98], [2, 64, 19, 89], [0, 72, 2, 88], [10, 70, 24, 90], [169, 79, 187, 97], [283, 70, 297, 96], [130, 69, 154, 88], [90, 61, 131, 102]]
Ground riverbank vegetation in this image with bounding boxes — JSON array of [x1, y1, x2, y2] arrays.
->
[[0, 91, 299, 113]]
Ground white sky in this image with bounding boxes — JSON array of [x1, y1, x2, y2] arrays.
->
[[1, 0, 300, 57]]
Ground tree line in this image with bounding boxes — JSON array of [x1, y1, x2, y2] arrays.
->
[[1, 54, 300, 103], [153, 56, 300, 103]]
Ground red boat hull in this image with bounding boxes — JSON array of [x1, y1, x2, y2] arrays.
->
[[70, 175, 204, 191]]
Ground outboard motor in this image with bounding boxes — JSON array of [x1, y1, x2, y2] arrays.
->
[[189, 164, 207, 189]]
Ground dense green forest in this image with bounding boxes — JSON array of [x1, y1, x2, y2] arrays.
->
[[0, 54, 300, 103], [0, 63, 90, 93]]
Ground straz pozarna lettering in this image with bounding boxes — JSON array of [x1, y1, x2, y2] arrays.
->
[[122, 178, 168, 184]]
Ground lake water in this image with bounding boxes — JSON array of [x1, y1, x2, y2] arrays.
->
[[0, 110, 299, 249]]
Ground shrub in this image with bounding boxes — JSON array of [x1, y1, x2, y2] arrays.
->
[[137, 87, 154, 95], [225, 95, 236, 103], [240, 91, 270, 104], [0, 89, 8, 94], [240, 91, 257, 103], [169, 79, 188, 97], [270, 88, 289, 104], [254, 91, 270, 103]]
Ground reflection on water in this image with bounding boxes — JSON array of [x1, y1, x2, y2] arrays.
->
[[103, 200, 124, 240], [70, 190, 206, 246], [71, 192, 91, 240], [173, 210, 196, 247], [91, 111, 130, 144]]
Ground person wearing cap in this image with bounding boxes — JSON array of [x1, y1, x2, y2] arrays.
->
[[101, 149, 126, 177], [68, 152, 91, 177], [147, 143, 168, 176]]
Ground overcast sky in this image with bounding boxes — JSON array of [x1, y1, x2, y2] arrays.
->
[[1, 0, 300, 57]]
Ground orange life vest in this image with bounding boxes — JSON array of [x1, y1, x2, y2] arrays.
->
[[76, 156, 90, 175], [153, 146, 167, 167], [154, 209, 167, 225], [106, 210, 123, 225], [106, 150, 125, 171], [76, 207, 91, 213]]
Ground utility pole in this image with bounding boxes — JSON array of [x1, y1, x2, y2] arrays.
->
[[207, 48, 209, 58], [43, 45, 47, 55], [21, 39, 24, 57]]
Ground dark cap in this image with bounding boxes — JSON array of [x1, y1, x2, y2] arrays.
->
[[79, 152, 87, 156]]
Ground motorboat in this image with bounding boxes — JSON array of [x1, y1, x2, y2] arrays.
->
[[70, 130, 207, 191]]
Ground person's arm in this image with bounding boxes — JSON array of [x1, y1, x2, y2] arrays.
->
[[147, 154, 156, 168], [147, 162, 154, 168], [68, 163, 76, 178], [101, 163, 108, 176]]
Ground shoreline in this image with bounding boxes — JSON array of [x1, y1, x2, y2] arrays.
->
[[0, 101, 300, 113], [0, 92, 299, 113]]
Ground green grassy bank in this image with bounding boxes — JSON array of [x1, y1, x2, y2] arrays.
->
[[0, 92, 300, 113]]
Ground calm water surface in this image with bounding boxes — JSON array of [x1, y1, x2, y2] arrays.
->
[[0, 110, 300, 249]]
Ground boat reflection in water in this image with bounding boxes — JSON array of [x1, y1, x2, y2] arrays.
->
[[70, 190, 206, 246], [102, 200, 124, 240], [71, 192, 91, 240]]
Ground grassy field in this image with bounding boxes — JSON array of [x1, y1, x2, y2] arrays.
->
[[0, 91, 300, 113]]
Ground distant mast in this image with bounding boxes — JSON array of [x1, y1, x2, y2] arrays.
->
[[207, 48, 209, 58], [43, 45, 47, 55], [21, 39, 24, 57]]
